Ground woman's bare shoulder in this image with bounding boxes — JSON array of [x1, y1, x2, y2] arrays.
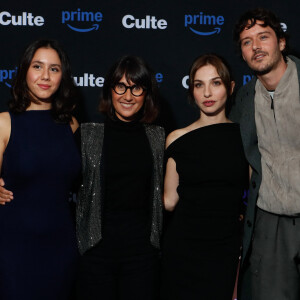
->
[[0, 112, 11, 147], [0, 112, 11, 128], [166, 126, 191, 148]]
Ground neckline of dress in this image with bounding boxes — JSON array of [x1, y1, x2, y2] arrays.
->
[[25, 109, 51, 112], [167, 122, 238, 150]]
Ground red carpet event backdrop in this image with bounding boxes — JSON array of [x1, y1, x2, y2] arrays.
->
[[0, 0, 299, 130]]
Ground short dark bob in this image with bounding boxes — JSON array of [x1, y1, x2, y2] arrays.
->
[[233, 8, 289, 58], [9, 39, 78, 123], [99, 55, 159, 123]]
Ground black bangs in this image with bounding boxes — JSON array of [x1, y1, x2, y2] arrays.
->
[[111, 56, 152, 88], [100, 55, 159, 123]]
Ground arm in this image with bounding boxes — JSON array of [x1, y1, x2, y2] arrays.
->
[[163, 131, 181, 211], [70, 116, 79, 133], [0, 112, 13, 205], [232, 260, 240, 300], [164, 157, 179, 211], [229, 87, 244, 123]]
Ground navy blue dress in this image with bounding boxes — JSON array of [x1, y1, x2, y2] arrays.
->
[[0, 110, 81, 300]]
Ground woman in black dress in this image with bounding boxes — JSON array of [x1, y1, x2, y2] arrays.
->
[[76, 55, 165, 300], [161, 54, 248, 299]]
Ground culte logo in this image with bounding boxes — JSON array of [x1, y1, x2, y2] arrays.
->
[[73, 72, 163, 88], [0, 11, 44, 26], [62, 9, 103, 32], [73, 73, 105, 87], [184, 12, 224, 36], [2, 71, 163, 89], [122, 15, 167, 29], [0, 68, 18, 87], [182, 75, 189, 89]]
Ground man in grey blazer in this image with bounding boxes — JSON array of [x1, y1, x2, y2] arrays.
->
[[230, 8, 300, 300]]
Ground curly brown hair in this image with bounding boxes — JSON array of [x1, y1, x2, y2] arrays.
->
[[233, 8, 289, 58]]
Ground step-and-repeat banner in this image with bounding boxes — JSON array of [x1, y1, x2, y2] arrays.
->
[[1, 0, 299, 132]]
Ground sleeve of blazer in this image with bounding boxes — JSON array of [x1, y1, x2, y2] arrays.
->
[[230, 76, 257, 124], [144, 124, 165, 249], [229, 87, 244, 124], [76, 123, 104, 254]]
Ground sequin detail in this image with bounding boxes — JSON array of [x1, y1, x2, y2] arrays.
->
[[76, 123, 165, 254]]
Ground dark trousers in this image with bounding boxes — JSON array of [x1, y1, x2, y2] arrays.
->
[[249, 208, 300, 300], [76, 244, 159, 300]]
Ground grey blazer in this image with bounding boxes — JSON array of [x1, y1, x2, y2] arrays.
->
[[76, 122, 165, 255]]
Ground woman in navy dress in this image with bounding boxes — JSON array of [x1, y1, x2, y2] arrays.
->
[[161, 54, 248, 299], [0, 40, 81, 300]]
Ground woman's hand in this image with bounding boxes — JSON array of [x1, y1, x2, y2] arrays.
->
[[0, 178, 13, 205]]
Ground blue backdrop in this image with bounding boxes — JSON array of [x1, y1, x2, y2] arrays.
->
[[1, 0, 299, 132]]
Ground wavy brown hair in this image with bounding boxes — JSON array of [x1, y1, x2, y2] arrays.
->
[[233, 8, 289, 59]]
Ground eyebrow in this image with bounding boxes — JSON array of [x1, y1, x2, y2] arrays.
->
[[31, 60, 61, 67], [194, 76, 221, 81], [240, 31, 271, 42]]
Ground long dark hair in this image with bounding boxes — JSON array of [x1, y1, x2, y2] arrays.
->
[[9, 39, 78, 123], [99, 55, 159, 123]]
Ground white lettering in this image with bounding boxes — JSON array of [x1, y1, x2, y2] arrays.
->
[[11, 15, 21, 26], [35, 16, 44, 26], [157, 19, 167, 29], [73, 74, 105, 87], [83, 73, 89, 87], [280, 22, 287, 32], [0, 11, 44, 26], [0, 11, 11, 25], [88, 74, 95, 87], [22, 12, 27, 25], [27, 13, 35, 26], [135, 18, 145, 29], [182, 75, 189, 89], [122, 14, 167, 29], [122, 15, 135, 29], [95, 77, 104, 87]]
